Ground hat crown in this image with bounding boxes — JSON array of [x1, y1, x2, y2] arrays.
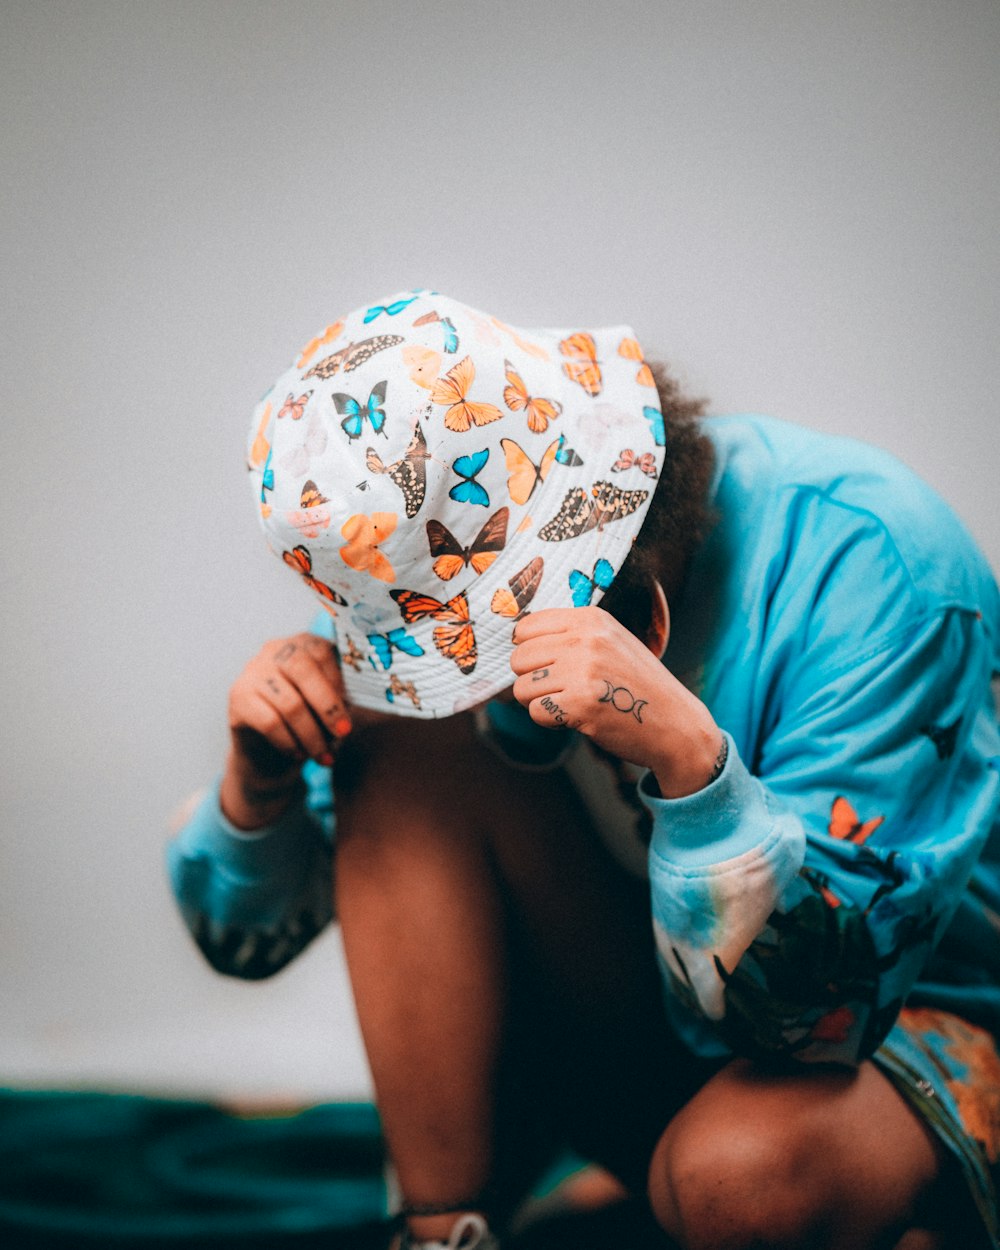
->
[[247, 289, 664, 717]]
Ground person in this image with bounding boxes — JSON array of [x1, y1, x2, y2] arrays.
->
[[167, 289, 1000, 1250]]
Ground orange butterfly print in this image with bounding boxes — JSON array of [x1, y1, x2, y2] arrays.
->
[[617, 336, 655, 387], [282, 546, 347, 604], [612, 448, 658, 479], [828, 796, 885, 845], [402, 344, 443, 389], [286, 480, 332, 539], [500, 437, 561, 506], [248, 402, 272, 468], [340, 511, 398, 583], [503, 360, 562, 434], [559, 333, 602, 396], [490, 556, 544, 623], [430, 356, 503, 433], [297, 320, 345, 369], [426, 507, 509, 581], [490, 317, 549, 360], [390, 588, 478, 674], [278, 391, 313, 420]]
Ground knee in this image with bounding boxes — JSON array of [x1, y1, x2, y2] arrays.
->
[[647, 1079, 831, 1250]]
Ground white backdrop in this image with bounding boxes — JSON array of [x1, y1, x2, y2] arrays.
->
[[2, 0, 998, 1101]]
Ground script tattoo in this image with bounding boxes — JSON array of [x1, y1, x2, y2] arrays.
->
[[598, 680, 648, 723], [540, 695, 569, 726]]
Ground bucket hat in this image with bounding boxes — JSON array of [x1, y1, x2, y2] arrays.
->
[[247, 289, 665, 718]]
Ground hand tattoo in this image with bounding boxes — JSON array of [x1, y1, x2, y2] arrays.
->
[[540, 695, 570, 726], [598, 680, 648, 723], [531, 667, 550, 681]]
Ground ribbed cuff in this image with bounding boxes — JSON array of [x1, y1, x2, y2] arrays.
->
[[172, 778, 317, 876], [639, 733, 781, 869]]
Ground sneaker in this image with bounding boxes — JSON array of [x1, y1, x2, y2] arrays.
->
[[399, 1212, 500, 1250]]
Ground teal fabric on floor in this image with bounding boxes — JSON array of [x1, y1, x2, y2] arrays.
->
[[0, 1089, 390, 1248]]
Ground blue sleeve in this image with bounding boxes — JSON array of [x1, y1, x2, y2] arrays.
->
[[166, 764, 334, 979], [643, 607, 1000, 1065], [166, 608, 339, 980]]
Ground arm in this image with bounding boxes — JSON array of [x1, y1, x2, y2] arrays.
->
[[165, 628, 350, 979], [512, 605, 1000, 1066]]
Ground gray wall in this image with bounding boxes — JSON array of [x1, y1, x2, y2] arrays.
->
[[2, 0, 998, 1100]]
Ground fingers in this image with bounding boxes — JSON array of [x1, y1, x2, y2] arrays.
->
[[230, 632, 353, 768], [510, 607, 578, 645]]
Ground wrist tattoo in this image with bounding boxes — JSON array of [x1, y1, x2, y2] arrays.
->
[[240, 774, 302, 806], [598, 680, 648, 723], [708, 735, 728, 785]]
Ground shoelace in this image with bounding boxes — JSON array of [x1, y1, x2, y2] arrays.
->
[[401, 1212, 493, 1250]]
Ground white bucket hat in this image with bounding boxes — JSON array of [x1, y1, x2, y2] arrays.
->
[[247, 289, 665, 718]]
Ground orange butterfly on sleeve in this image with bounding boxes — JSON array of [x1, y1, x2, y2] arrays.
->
[[559, 333, 602, 396], [339, 512, 398, 583], [617, 336, 655, 387], [828, 796, 885, 845], [426, 507, 509, 580], [430, 356, 504, 432], [503, 360, 562, 433], [390, 588, 477, 674], [282, 546, 347, 605]]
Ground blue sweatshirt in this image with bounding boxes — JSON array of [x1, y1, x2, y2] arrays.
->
[[167, 416, 1000, 1066]]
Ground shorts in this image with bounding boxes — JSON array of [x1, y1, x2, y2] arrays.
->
[[876, 1008, 1000, 1248]]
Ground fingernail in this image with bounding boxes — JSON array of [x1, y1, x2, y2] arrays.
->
[[316, 752, 334, 767], [334, 716, 352, 738]]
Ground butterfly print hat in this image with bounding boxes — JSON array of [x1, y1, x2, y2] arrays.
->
[[248, 289, 666, 718]]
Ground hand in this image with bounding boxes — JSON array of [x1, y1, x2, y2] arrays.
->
[[221, 633, 351, 828], [510, 607, 722, 798]]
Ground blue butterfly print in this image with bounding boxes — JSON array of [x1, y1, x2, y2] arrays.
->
[[260, 445, 275, 506], [644, 405, 665, 447], [364, 296, 418, 323], [555, 434, 583, 467], [449, 448, 490, 508], [569, 557, 615, 607], [367, 627, 425, 671], [333, 381, 388, 441], [441, 316, 459, 353]]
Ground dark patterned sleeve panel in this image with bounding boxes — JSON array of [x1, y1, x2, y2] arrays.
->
[[166, 775, 335, 980]]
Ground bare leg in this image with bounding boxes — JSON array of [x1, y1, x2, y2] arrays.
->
[[647, 1057, 967, 1250], [333, 713, 703, 1241]]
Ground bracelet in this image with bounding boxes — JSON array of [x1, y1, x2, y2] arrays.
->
[[399, 1193, 492, 1218], [707, 734, 728, 785]]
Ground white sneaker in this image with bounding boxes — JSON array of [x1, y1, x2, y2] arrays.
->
[[399, 1212, 500, 1250]]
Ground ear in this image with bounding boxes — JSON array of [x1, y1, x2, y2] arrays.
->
[[645, 577, 670, 660]]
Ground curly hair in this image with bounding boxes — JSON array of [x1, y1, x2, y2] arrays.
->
[[599, 360, 715, 638]]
